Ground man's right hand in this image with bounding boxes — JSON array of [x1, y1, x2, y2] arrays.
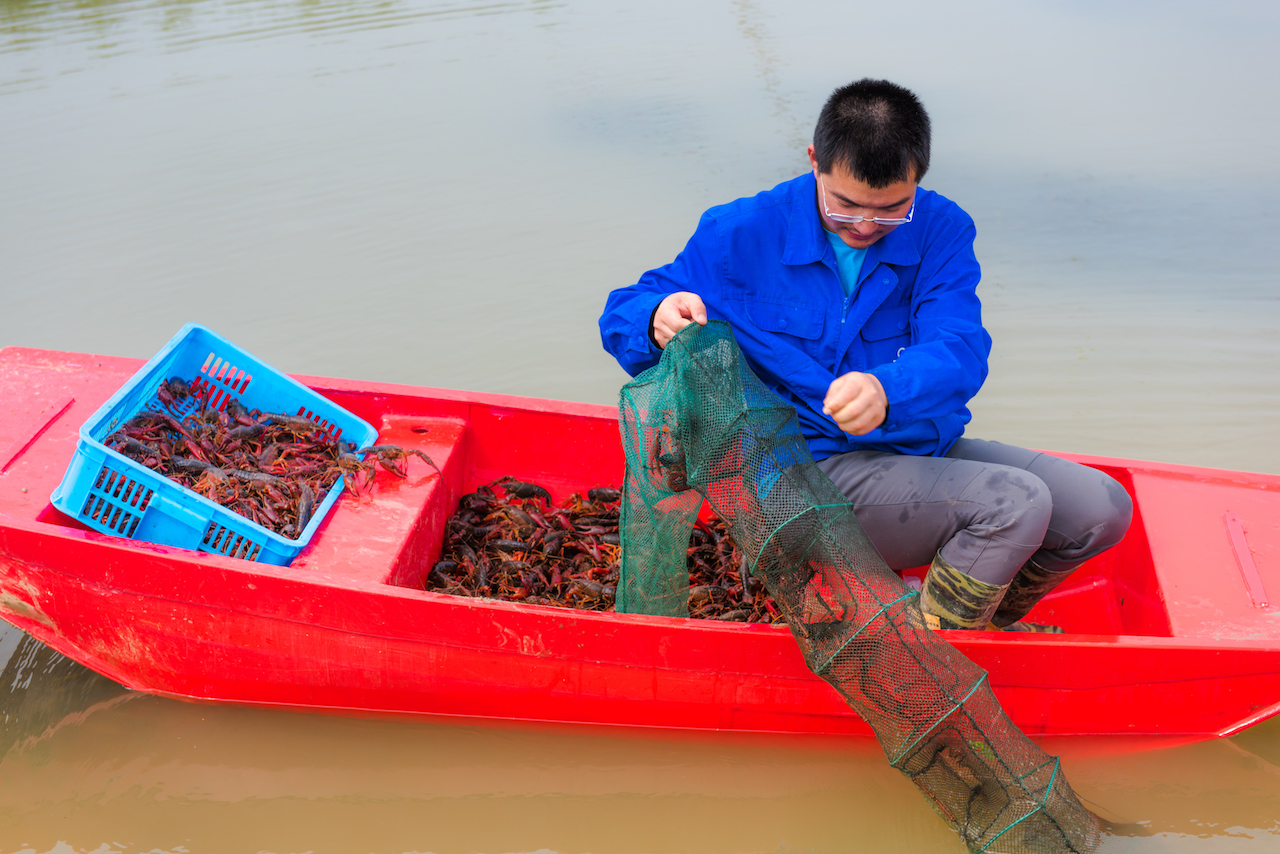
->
[[652, 292, 708, 348], [824, 371, 888, 435]]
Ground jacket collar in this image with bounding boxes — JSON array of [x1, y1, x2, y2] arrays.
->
[[781, 172, 923, 271]]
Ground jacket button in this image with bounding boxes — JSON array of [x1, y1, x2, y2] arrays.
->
[[779, 319, 787, 329], [898, 320, 907, 330], [882, 277, 890, 284]]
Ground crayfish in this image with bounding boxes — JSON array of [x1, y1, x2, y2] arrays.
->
[[107, 377, 442, 542], [425, 476, 783, 624]]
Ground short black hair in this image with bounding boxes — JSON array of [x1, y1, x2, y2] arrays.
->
[[813, 79, 931, 187]]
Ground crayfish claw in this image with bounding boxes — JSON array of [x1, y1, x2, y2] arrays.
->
[[410, 448, 442, 475], [376, 455, 408, 477]]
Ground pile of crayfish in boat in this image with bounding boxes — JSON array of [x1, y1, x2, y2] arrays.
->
[[428, 477, 784, 623], [105, 376, 439, 539]]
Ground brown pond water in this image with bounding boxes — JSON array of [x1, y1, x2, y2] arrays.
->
[[2, 0, 1279, 851]]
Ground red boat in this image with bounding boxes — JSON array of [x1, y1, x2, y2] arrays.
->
[[1, 343, 1278, 740]]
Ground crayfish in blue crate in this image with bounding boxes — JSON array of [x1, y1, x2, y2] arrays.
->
[[106, 376, 440, 539]]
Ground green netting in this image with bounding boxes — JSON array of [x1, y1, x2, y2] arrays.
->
[[616, 320, 1101, 854]]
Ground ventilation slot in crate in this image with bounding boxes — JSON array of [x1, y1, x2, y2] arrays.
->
[[200, 352, 254, 394], [203, 522, 262, 562], [291, 406, 339, 441], [81, 464, 154, 538]]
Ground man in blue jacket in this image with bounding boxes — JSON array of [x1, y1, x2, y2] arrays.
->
[[599, 79, 1132, 631]]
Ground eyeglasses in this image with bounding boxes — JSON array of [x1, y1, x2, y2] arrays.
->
[[818, 176, 915, 226]]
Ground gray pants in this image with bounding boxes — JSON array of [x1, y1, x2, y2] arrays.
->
[[816, 438, 1133, 585]]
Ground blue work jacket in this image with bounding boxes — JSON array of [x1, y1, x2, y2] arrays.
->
[[599, 172, 992, 460]]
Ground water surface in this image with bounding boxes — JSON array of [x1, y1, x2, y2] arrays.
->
[[2, 0, 1279, 851]]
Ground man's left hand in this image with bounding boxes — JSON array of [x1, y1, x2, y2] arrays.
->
[[823, 372, 888, 435]]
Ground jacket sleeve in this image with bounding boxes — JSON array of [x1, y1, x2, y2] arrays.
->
[[868, 215, 991, 432], [599, 212, 724, 377]]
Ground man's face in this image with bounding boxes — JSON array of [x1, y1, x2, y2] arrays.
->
[[807, 144, 917, 250]]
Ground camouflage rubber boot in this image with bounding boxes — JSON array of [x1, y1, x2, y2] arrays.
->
[[919, 551, 1009, 631], [991, 559, 1071, 632]]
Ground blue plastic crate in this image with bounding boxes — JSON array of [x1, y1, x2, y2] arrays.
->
[[50, 323, 377, 566]]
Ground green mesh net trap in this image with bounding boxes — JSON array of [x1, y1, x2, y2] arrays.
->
[[616, 321, 1101, 854]]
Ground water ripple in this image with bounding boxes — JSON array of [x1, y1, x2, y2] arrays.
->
[[1, 0, 563, 58]]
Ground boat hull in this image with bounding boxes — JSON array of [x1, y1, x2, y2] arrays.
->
[[2, 505, 1279, 739], [1, 345, 1279, 739]]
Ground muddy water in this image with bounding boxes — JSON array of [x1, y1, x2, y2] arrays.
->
[[3, 630, 1280, 854], [2, 0, 1279, 851]]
